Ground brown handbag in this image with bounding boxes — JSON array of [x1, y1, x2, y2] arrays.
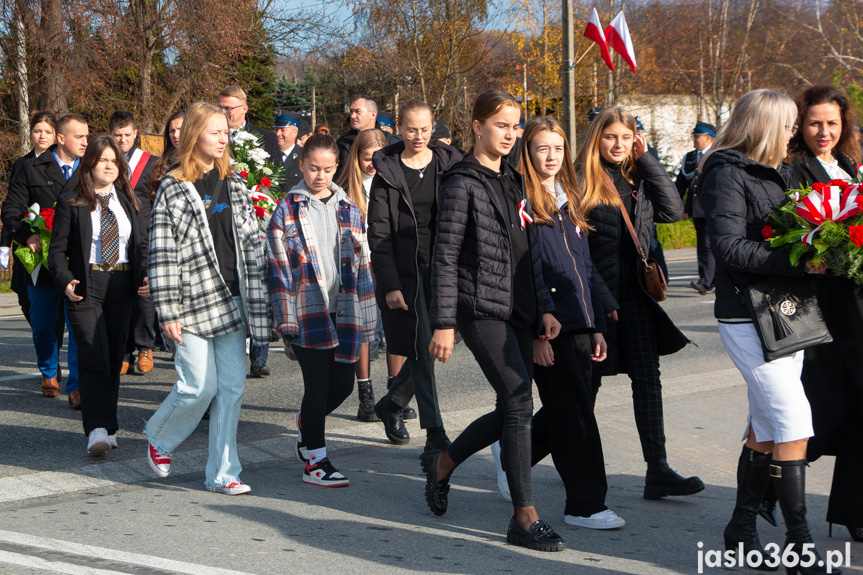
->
[[619, 204, 668, 302]]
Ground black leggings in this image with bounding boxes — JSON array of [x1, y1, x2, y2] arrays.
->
[[533, 333, 608, 517], [447, 318, 534, 508], [292, 345, 355, 450]]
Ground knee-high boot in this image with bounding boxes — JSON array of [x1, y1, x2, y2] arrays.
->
[[772, 459, 840, 575], [724, 445, 777, 571]]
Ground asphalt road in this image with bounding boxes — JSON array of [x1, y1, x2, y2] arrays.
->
[[0, 252, 859, 574]]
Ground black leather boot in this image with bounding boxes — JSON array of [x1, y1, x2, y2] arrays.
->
[[373, 395, 410, 445], [644, 458, 705, 499], [356, 379, 379, 422], [760, 479, 779, 526], [424, 427, 451, 452], [724, 446, 777, 571], [772, 460, 839, 575]]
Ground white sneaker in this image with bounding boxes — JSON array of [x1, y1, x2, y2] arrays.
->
[[210, 481, 251, 496], [565, 509, 626, 530], [87, 428, 111, 454], [108, 435, 118, 449], [490, 440, 511, 503]]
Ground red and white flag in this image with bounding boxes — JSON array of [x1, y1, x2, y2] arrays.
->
[[584, 7, 614, 71], [605, 11, 637, 74]]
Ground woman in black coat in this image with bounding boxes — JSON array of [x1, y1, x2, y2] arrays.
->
[[48, 135, 148, 454], [367, 99, 462, 449], [573, 106, 699, 499], [785, 85, 863, 543]]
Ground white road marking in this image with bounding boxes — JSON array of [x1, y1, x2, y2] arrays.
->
[[0, 373, 41, 383], [0, 549, 129, 574], [0, 530, 256, 575], [668, 275, 699, 281]]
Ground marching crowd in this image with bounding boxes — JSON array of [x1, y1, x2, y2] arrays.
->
[[0, 82, 861, 566]]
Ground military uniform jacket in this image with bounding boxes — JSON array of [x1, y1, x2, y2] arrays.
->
[[149, 173, 272, 346], [277, 146, 303, 196]]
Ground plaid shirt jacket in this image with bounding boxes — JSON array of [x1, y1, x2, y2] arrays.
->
[[267, 190, 375, 363], [149, 173, 272, 346]]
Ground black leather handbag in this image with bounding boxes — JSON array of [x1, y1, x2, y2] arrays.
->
[[739, 277, 833, 362]]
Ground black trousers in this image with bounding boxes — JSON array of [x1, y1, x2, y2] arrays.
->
[[693, 217, 715, 289], [387, 265, 444, 429], [594, 257, 667, 463], [292, 344, 355, 450], [448, 318, 534, 508], [126, 294, 156, 353], [66, 270, 133, 435], [533, 333, 608, 517]]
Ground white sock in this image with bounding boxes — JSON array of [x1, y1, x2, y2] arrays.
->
[[357, 378, 370, 384], [308, 447, 327, 465]]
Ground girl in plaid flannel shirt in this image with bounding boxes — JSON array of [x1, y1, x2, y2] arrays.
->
[[267, 134, 376, 487]]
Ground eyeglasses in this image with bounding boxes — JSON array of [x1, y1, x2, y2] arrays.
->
[[97, 158, 119, 166], [220, 104, 245, 112], [785, 124, 799, 136]]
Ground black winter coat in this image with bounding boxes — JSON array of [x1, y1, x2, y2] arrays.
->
[[2, 145, 81, 287], [586, 152, 688, 374], [675, 148, 707, 217], [367, 140, 462, 358], [783, 147, 863, 463], [535, 205, 607, 334], [336, 128, 400, 180], [699, 149, 805, 320], [429, 158, 554, 331]]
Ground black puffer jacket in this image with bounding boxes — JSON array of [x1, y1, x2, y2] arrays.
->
[[699, 149, 805, 320], [430, 158, 554, 330], [367, 140, 462, 358]]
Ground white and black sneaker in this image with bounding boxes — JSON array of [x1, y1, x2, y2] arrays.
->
[[303, 458, 349, 487], [294, 412, 308, 464]]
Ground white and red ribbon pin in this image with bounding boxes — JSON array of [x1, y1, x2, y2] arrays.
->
[[518, 199, 533, 229]]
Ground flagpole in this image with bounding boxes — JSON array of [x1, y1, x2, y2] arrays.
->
[[561, 0, 576, 150]]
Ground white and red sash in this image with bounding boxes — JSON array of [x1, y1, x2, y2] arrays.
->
[[127, 148, 152, 189]]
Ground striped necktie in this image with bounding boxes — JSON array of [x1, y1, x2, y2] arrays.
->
[[98, 194, 119, 266]]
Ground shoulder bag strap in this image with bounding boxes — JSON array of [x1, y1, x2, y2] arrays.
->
[[204, 177, 226, 220]]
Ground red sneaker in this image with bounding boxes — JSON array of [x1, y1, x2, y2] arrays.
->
[[147, 443, 171, 477]]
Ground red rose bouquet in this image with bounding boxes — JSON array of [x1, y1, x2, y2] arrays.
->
[[250, 190, 277, 236], [230, 130, 286, 199], [14, 203, 55, 274], [766, 166, 863, 286]]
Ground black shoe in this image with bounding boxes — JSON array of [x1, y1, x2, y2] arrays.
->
[[644, 458, 705, 499], [505, 518, 566, 552], [724, 446, 777, 571], [420, 449, 450, 516], [373, 396, 410, 445], [356, 379, 379, 422], [250, 357, 270, 377], [424, 427, 451, 452], [402, 405, 417, 420]]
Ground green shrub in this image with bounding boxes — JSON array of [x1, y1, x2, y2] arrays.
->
[[657, 219, 697, 250]]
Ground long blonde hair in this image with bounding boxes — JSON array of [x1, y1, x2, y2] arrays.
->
[[519, 116, 588, 230], [704, 89, 797, 169], [574, 106, 638, 215], [170, 102, 233, 182], [336, 129, 388, 216]]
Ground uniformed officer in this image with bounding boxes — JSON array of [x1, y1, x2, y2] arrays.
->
[[675, 120, 717, 295], [274, 113, 304, 194]]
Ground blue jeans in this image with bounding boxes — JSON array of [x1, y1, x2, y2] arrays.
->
[[249, 342, 269, 363], [145, 298, 248, 489], [28, 285, 79, 393]]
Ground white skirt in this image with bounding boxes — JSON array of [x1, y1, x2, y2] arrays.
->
[[718, 322, 814, 444]]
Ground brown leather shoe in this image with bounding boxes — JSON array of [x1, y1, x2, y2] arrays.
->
[[137, 349, 154, 373], [68, 390, 81, 410], [41, 377, 60, 398]]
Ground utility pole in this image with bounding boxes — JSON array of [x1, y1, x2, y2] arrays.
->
[[523, 64, 529, 121], [311, 84, 317, 130], [560, 0, 576, 149]]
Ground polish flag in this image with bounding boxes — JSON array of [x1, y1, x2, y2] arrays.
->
[[584, 7, 614, 71], [605, 11, 637, 73]]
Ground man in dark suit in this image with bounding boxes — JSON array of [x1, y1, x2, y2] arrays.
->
[[218, 85, 280, 163], [109, 110, 159, 374], [273, 113, 304, 194], [675, 120, 716, 295], [335, 95, 399, 179], [2, 113, 86, 405]]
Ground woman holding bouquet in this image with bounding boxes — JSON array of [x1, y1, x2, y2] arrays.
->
[[700, 88, 835, 574], [785, 85, 863, 543], [48, 135, 148, 453]]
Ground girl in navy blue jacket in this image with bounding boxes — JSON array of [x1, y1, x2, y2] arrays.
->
[[512, 116, 624, 529]]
